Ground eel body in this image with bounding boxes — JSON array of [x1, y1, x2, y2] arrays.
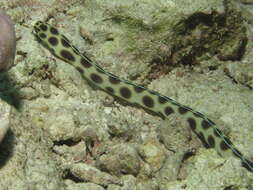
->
[[33, 21, 253, 172]]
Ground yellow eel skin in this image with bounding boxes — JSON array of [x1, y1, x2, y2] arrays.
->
[[33, 21, 253, 172]]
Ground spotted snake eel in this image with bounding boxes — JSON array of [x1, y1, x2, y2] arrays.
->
[[33, 21, 253, 172]]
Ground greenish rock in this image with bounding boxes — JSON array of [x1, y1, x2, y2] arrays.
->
[[138, 138, 166, 172], [96, 144, 141, 176]]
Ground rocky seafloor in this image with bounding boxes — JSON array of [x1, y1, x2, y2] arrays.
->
[[0, 0, 253, 189]]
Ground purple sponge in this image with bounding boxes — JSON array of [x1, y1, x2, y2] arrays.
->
[[0, 10, 16, 72]]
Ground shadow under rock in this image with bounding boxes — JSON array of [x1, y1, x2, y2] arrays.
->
[[0, 71, 21, 168], [0, 129, 15, 169], [0, 71, 22, 109]]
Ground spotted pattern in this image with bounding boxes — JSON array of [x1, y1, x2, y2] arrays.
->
[[201, 119, 212, 130], [187, 117, 196, 130], [213, 128, 222, 137], [39, 33, 47, 39], [120, 87, 131, 99], [61, 38, 71, 48], [109, 75, 120, 84], [50, 27, 59, 35], [81, 57, 92, 68], [76, 66, 84, 74], [33, 21, 253, 172], [39, 24, 47, 31], [178, 106, 189, 114], [220, 141, 229, 151], [142, 95, 154, 108], [158, 96, 167, 104], [164, 106, 174, 116], [199, 131, 205, 142], [134, 86, 145, 93], [208, 135, 215, 148], [106, 87, 114, 94], [90, 73, 103, 84], [220, 137, 233, 151], [48, 36, 58, 46], [60, 50, 75, 62]]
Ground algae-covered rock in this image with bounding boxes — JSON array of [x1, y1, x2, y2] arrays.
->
[[96, 144, 141, 176]]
